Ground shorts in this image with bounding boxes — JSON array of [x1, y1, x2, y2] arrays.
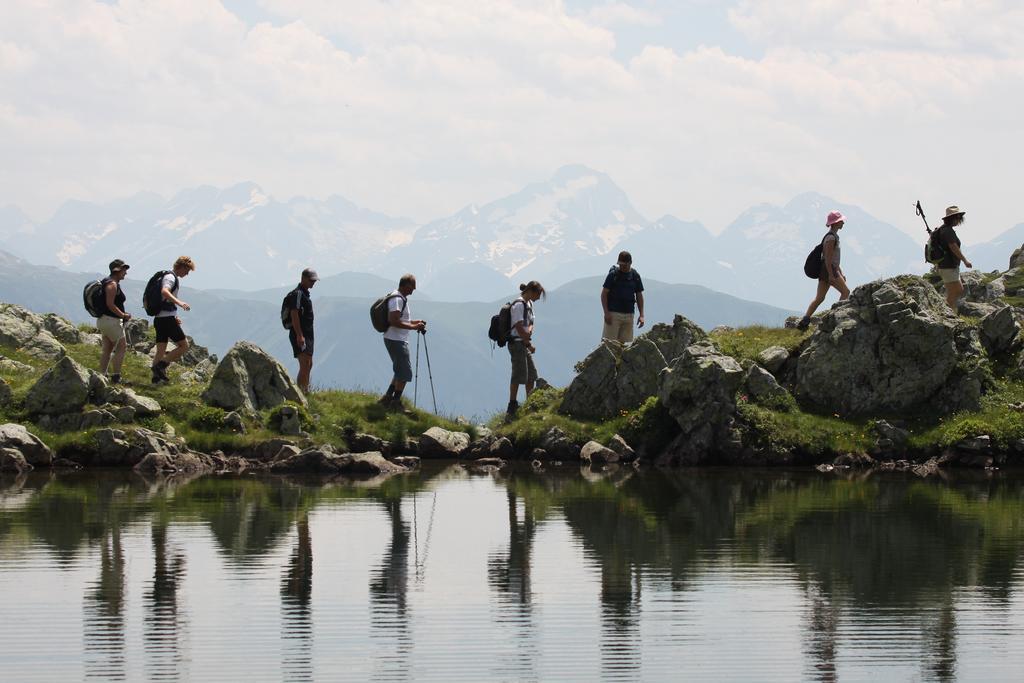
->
[[289, 328, 314, 358], [602, 312, 634, 344], [154, 316, 186, 344], [937, 267, 961, 284], [384, 338, 413, 383], [508, 339, 538, 385], [96, 315, 126, 345]]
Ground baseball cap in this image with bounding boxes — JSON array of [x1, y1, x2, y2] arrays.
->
[[302, 268, 319, 281], [109, 259, 130, 273]]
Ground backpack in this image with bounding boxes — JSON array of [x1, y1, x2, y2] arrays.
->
[[83, 279, 106, 318], [925, 230, 947, 265], [370, 293, 406, 333], [281, 287, 300, 329], [143, 270, 177, 316], [488, 298, 523, 348], [803, 234, 831, 279]]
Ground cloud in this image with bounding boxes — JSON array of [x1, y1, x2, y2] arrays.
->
[[0, 0, 1022, 245]]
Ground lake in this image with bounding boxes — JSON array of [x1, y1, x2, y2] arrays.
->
[[1, 466, 1023, 681]]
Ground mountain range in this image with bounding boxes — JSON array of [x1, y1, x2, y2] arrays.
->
[[2, 165, 1021, 309]]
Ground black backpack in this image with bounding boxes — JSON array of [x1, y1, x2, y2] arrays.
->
[[803, 234, 831, 279], [488, 298, 523, 348], [143, 270, 177, 316], [83, 278, 107, 318], [281, 287, 300, 329], [370, 293, 406, 333], [925, 230, 947, 265]]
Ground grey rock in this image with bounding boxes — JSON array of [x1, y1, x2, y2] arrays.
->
[[796, 276, 987, 416], [135, 450, 211, 475], [1011, 248, 1024, 270], [277, 406, 302, 436], [24, 356, 93, 415], [956, 435, 991, 452], [418, 427, 471, 458], [0, 379, 11, 408], [37, 413, 89, 432], [0, 356, 34, 374], [271, 444, 302, 462], [202, 341, 305, 413], [980, 306, 1023, 355], [391, 456, 421, 469], [959, 301, 999, 318], [709, 325, 734, 335], [642, 314, 708, 363], [559, 341, 621, 419], [757, 346, 791, 375], [250, 438, 298, 462], [346, 431, 387, 454], [743, 364, 791, 405], [615, 339, 668, 411], [833, 452, 876, 468], [0, 448, 31, 473], [114, 406, 137, 423], [540, 427, 580, 460], [91, 427, 189, 468], [530, 447, 549, 462], [80, 409, 116, 430], [656, 422, 715, 466], [0, 423, 52, 466], [580, 440, 620, 465], [469, 457, 506, 468], [123, 318, 149, 345], [107, 387, 162, 417], [608, 434, 636, 462], [342, 451, 407, 475], [41, 313, 83, 345], [223, 411, 245, 433], [489, 437, 515, 460], [270, 447, 405, 475], [659, 343, 744, 433], [0, 305, 67, 361], [873, 420, 909, 446]]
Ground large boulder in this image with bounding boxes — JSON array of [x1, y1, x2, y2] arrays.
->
[[659, 343, 744, 433], [559, 341, 620, 418], [979, 306, 1023, 356], [615, 339, 668, 411], [418, 427, 470, 458], [0, 423, 52, 466], [796, 277, 987, 416], [0, 304, 67, 361], [1011, 246, 1024, 270], [201, 341, 305, 413], [41, 313, 84, 345], [23, 356, 94, 415], [743, 364, 792, 406]]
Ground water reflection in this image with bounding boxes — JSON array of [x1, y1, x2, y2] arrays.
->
[[281, 512, 313, 682], [146, 515, 187, 681], [370, 497, 412, 679], [83, 526, 126, 681]]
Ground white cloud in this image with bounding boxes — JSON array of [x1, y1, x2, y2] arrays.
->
[[0, 0, 1021, 246]]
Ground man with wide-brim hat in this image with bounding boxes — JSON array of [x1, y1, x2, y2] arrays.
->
[[934, 205, 973, 310]]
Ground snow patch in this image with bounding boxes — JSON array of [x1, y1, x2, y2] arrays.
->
[[596, 224, 626, 253], [505, 256, 537, 278], [716, 260, 734, 270]]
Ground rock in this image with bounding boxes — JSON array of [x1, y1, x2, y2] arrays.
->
[[180, 338, 215, 367], [270, 447, 405, 475], [580, 440, 620, 465], [90, 427, 195, 468], [391, 456, 420, 469], [559, 341, 620, 419], [757, 346, 791, 376], [659, 344, 744, 433], [223, 411, 245, 433], [958, 453, 994, 469], [107, 387, 162, 417], [1011, 247, 1024, 270], [615, 339, 668, 411], [418, 427, 471, 458], [980, 306, 1023, 355], [250, 438, 299, 462], [608, 434, 636, 462], [530, 447, 549, 461], [88, 371, 109, 402], [489, 437, 515, 460], [656, 422, 715, 466], [833, 452, 876, 468], [41, 313, 83, 345], [956, 435, 991, 452], [795, 276, 987, 416], [345, 430, 388, 454], [709, 325, 733, 335], [181, 358, 217, 384], [277, 405, 302, 436], [540, 427, 580, 460], [0, 304, 67, 361], [0, 379, 10, 408], [959, 301, 999, 318], [643, 314, 708, 363], [201, 341, 306, 413], [534, 378, 550, 390], [0, 448, 31, 473], [114, 406, 136, 423], [79, 409, 116, 430], [272, 444, 302, 462], [23, 356, 94, 415], [469, 457, 506, 468], [0, 356, 34, 374], [135, 450, 212, 475], [873, 420, 909, 446], [0, 424, 52, 466], [743, 364, 791, 406], [343, 451, 407, 475]]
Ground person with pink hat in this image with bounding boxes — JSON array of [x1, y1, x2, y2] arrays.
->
[[797, 210, 850, 330], [933, 205, 973, 310]]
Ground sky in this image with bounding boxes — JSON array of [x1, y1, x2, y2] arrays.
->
[[1, 0, 1022, 242]]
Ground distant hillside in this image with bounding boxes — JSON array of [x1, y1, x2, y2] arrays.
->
[[0, 252, 793, 418]]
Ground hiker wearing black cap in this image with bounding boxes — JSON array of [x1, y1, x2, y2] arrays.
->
[[150, 256, 195, 384], [507, 280, 545, 419], [601, 251, 644, 344], [97, 259, 132, 384], [379, 274, 426, 412], [286, 268, 318, 394], [934, 206, 973, 310]]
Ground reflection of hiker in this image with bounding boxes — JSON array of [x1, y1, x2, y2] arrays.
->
[[600, 250, 645, 344], [507, 281, 545, 419], [97, 259, 132, 385], [379, 274, 426, 413], [285, 268, 318, 394], [150, 256, 195, 384], [934, 206, 973, 310], [798, 211, 850, 330]]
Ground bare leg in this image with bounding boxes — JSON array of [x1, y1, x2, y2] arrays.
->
[[99, 337, 114, 374], [945, 280, 964, 310], [803, 279, 831, 319], [296, 354, 312, 394], [832, 274, 850, 301], [111, 339, 127, 375], [163, 339, 190, 365]]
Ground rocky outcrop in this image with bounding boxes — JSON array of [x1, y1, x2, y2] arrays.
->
[[979, 305, 1023, 356], [201, 341, 305, 413], [796, 277, 987, 416], [560, 314, 705, 419], [23, 356, 95, 415], [743, 364, 791, 407], [0, 304, 67, 361], [418, 427, 470, 458], [0, 423, 52, 466]]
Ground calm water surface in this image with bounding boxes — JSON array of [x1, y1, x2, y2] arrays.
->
[[1, 465, 1023, 682]]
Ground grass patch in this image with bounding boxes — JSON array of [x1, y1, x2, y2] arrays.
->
[[710, 325, 809, 364], [907, 379, 1024, 450], [737, 402, 875, 455], [492, 386, 628, 449]]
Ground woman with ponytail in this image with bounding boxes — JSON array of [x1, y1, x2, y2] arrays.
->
[[506, 281, 545, 419]]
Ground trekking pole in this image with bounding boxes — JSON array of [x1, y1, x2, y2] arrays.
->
[[916, 200, 933, 235], [420, 330, 438, 414], [414, 332, 421, 409]]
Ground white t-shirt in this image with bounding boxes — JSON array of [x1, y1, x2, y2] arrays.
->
[[155, 273, 179, 318], [382, 291, 410, 342], [509, 299, 533, 339]]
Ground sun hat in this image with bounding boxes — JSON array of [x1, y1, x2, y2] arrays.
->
[[944, 206, 965, 219], [825, 211, 846, 227]]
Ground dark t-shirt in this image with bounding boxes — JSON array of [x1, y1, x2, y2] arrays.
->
[[602, 268, 644, 314], [99, 278, 126, 318], [936, 224, 961, 268], [287, 286, 314, 335]]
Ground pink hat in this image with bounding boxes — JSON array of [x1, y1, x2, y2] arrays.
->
[[825, 210, 846, 227]]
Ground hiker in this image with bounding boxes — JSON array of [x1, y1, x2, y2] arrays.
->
[[379, 274, 426, 412], [934, 206, 973, 310], [97, 259, 132, 385], [507, 280, 545, 418], [601, 250, 645, 344], [798, 211, 850, 330], [151, 256, 195, 384], [286, 268, 318, 394]]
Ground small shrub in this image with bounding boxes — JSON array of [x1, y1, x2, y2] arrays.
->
[[189, 406, 229, 432], [267, 402, 315, 432], [621, 396, 678, 455]]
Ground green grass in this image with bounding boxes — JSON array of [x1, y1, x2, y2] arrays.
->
[[737, 402, 875, 455], [491, 386, 628, 449], [709, 325, 809, 364], [907, 379, 1024, 450]]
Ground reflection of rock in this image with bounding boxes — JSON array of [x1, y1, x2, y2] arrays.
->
[[0, 447, 32, 473], [24, 356, 93, 415], [0, 423, 53, 466], [271, 447, 407, 475], [418, 427, 470, 458], [796, 277, 987, 416], [202, 341, 306, 413]]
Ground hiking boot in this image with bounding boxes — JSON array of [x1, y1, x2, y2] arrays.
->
[[796, 316, 811, 331], [151, 361, 169, 381], [378, 393, 394, 405], [388, 399, 413, 416], [109, 374, 121, 385], [506, 400, 520, 420]]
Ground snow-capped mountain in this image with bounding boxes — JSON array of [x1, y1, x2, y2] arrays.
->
[[4, 183, 415, 291]]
